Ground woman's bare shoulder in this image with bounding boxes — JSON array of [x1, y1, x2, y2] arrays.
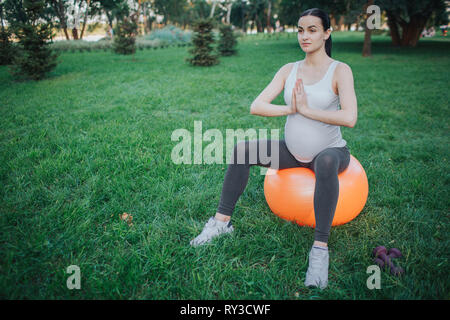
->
[[282, 62, 295, 73], [335, 61, 353, 76], [277, 62, 296, 81]]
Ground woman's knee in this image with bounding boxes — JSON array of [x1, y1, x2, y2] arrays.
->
[[313, 151, 340, 177]]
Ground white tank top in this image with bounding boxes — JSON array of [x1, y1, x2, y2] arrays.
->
[[283, 59, 347, 163]]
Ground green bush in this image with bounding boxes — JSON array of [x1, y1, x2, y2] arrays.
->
[[232, 29, 246, 39], [113, 17, 138, 55], [9, 23, 58, 81], [144, 25, 192, 45], [186, 18, 219, 67], [49, 35, 170, 53], [136, 38, 163, 49], [218, 24, 238, 56], [50, 39, 104, 52], [5, 0, 58, 80]]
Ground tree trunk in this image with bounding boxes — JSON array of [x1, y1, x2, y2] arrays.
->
[[164, 11, 169, 26], [71, 0, 83, 40], [72, 27, 79, 40], [242, 4, 246, 32], [226, 2, 232, 25], [330, 16, 338, 31], [105, 11, 113, 39], [210, 0, 217, 18], [387, 11, 429, 47], [362, 0, 374, 57], [79, 0, 90, 40], [401, 15, 428, 47], [266, 0, 272, 33], [386, 11, 400, 46], [256, 16, 263, 33], [362, 25, 372, 56], [63, 27, 70, 40], [53, 0, 70, 40], [143, 3, 150, 34], [143, 14, 149, 34], [337, 15, 345, 31], [410, 16, 427, 46]]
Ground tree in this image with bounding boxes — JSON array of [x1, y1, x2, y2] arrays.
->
[[210, 0, 217, 18], [230, 0, 249, 31], [218, 23, 237, 55], [377, 0, 448, 47], [0, 0, 15, 65], [113, 15, 138, 54], [153, 0, 188, 26], [278, 0, 306, 27], [278, 0, 356, 31], [79, 0, 91, 39], [4, 0, 58, 80], [64, 0, 89, 40], [362, 0, 374, 57], [49, 0, 70, 40], [186, 18, 219, 66], [265, 0, 272, 32], [249, 0, 266, 33], [188, 0, 212, 20], [141, 0, 155, 34], [225, 0, 233, 24], [92, 0, 129, 34]]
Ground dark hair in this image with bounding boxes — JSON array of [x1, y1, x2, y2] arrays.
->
[[299, 8, 332, 57]]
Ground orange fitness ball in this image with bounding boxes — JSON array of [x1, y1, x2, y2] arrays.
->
[[264, 155, 368, 227]]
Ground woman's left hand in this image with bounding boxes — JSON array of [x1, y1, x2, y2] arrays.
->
[[294, 78, 310, 116]]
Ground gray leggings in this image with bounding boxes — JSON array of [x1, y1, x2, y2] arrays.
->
[[217, 139, 351, 243]]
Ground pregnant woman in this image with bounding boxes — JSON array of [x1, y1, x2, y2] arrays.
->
[[190, 8, 358, 290]]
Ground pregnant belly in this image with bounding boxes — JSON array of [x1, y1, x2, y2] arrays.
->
[[284, 115, 331, 159]]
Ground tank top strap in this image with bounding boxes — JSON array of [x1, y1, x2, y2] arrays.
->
[[323, 60, 339, 83], [287, 61, 301, 87], [293, 60, 301, 79]]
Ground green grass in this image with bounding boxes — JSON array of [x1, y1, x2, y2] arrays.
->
[[0, 31, 449, 299]]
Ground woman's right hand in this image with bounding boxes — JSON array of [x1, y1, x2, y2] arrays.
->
[[288, 88, 298, 115]]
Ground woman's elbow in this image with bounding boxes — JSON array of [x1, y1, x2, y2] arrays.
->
[[347, 117, 357, 128], [250, 101, 258, 114]]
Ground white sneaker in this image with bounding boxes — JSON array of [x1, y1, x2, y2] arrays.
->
[[304, 246, 329, 289], [190, 217, 234, 247]]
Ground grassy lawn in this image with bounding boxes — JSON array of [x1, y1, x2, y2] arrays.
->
[[0, 31, 449, 299]]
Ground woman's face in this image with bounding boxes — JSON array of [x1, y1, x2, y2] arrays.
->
[[297, 15, 331, 54]]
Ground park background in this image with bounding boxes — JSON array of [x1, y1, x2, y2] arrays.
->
[[0, 0, 449, 299]]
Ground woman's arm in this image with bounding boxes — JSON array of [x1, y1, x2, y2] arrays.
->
[[300, 63, 358, 128], [250, 63, 296, 117]]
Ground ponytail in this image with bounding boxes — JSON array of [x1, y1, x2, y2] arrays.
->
[[325, 34, 332, 57]]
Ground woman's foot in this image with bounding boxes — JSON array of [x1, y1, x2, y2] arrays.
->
[[304, 246, 329, 289], [190, 216, 234, 247]]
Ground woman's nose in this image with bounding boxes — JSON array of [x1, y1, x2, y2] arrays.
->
[[301, 33, 311, 40]]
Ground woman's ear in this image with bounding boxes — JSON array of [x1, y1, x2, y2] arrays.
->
[[324, 28, 332, 41]]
